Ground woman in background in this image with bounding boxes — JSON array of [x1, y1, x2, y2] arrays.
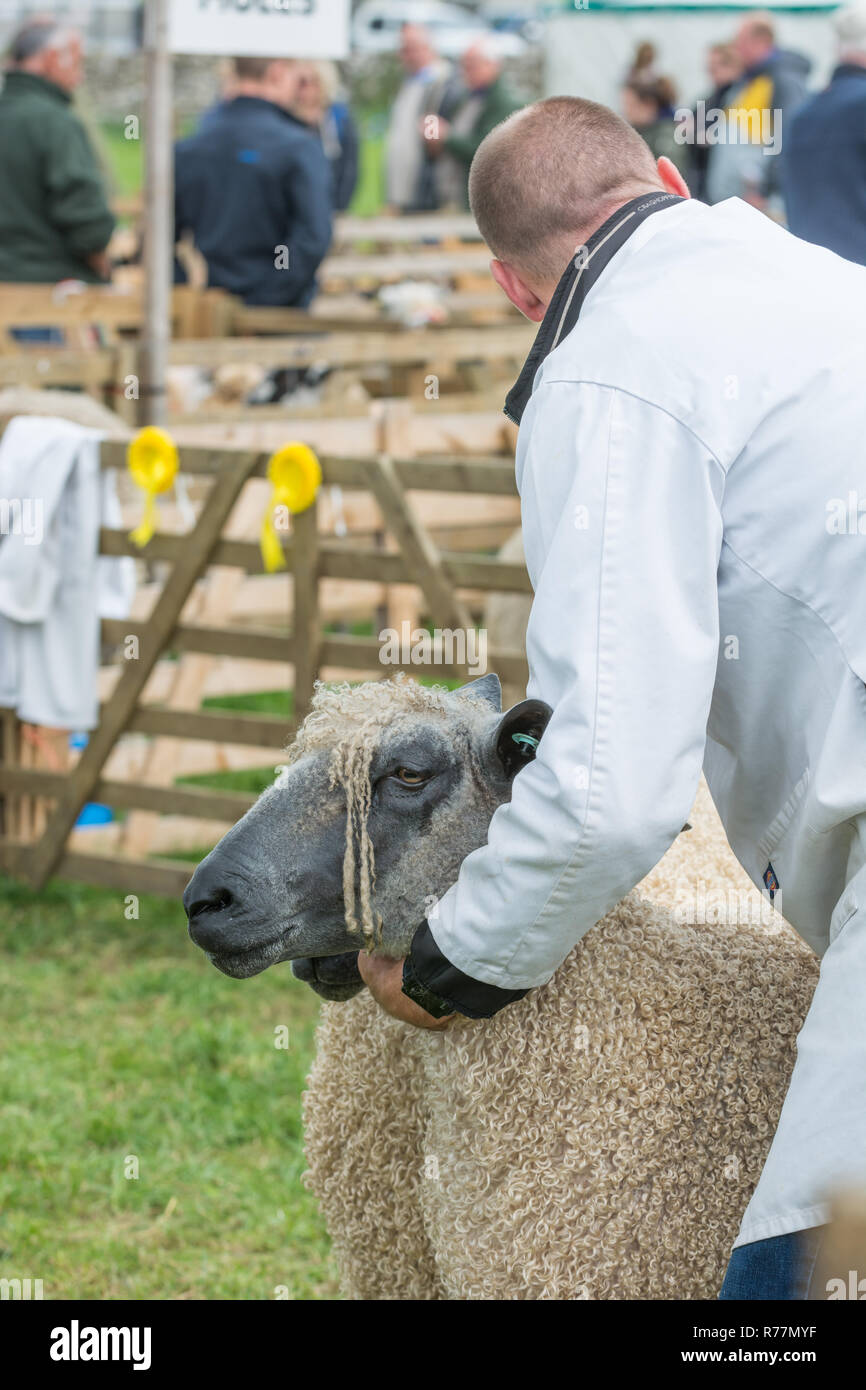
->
[[291, 61, 359, 212], [691, 43, 742, 201], [621, 71, 690, 176]]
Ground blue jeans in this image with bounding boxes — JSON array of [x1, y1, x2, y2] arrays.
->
[[719, 1226, 827, 1299], [10, 327, 64, 344]]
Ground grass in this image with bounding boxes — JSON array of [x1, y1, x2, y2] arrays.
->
[[350, 126, 386, 217], [96, 118, 387, 216], [0, 876, 336, 1300], [98, 123, 144, 200], [179, 766, 275, 798], [202, 690, 293, 718]]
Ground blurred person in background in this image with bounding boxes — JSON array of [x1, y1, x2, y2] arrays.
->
[[174, 56, 332, 308], [0, 19, 114, 284], [625, 39, 659, 86], [783, 2, 866, 266], [423, 40, 522, 210], [690, 42, 742, 201], [291, 61, 359, 212], [705, 11, 809, 209], [622, 71, 689, 177], [385, 24, 460, 212], [196, 59, 239, 131]]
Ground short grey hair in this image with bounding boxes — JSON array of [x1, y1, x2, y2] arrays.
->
[[469, 96, 662, 283], [7, 19, 77, 64], [835, 0, 866, 54]]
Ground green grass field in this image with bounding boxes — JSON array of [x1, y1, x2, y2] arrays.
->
[[97, 117, 387, 214], [98, 123, 144, 199], [0, 874, 335, 1300]]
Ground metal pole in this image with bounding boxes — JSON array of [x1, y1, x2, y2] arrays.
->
[[141, 0, 172, 426]]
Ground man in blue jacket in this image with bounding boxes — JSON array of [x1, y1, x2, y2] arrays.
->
[[783, 3, 866, 267], [174, 56, 332, 307]]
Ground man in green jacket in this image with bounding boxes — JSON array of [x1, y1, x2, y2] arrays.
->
[[425, 42, 522, 209], [0, 20, 115, 284]]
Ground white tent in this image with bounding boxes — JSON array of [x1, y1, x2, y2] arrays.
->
[[543, 0, 842, 109], [0, 1, 142, 53]]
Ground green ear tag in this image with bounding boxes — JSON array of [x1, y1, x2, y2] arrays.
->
[[511, 732, 540, 754]]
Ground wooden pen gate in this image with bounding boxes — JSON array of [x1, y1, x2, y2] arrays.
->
[[0, 438, 529, 900]]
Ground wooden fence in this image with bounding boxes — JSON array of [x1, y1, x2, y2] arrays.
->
[[0, 438, 529, 900], [1, 210, 511, 349], [0, 319, 533, 419]]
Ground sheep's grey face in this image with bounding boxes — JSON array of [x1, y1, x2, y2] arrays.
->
[[183, 676, 551, 998]]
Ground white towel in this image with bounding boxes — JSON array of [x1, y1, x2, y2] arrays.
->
[[0, 415, 135, 729]]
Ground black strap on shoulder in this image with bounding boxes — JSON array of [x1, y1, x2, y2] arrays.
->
[[504, 192, 684, 425]]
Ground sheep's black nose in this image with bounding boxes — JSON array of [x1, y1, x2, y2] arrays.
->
[[183, 861, 237, 950]]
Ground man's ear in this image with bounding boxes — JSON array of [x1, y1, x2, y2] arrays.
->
[[657, 156, 691, 199], [490, 258, 548, 322], [494, 698, 553, 778]]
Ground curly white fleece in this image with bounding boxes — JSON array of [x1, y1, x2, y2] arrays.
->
[[302, 737, 818, 1298]]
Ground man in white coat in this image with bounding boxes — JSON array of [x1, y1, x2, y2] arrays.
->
[[359, 95, 866, 1298]]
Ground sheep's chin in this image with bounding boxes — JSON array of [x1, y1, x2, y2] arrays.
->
[[206, 936, 291, 978]]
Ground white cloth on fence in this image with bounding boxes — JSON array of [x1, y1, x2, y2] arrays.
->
[[0, 414, 135, 729]]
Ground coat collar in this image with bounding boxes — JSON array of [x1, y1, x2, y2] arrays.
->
[[503, 191, 684, 425], [832, 63, 866, 82], [1, 69, 71, 105]]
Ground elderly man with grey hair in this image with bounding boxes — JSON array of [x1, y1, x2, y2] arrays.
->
[[425, 39, 521, 209], [385, 22, 460, 212], [0, 19, 114, 283]]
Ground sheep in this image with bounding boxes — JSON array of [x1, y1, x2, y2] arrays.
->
[[184, 673, 819, 1300]]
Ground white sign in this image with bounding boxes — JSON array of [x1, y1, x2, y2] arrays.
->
[[169, 0, 349, 59]]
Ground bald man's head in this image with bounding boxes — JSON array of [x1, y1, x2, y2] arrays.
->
[[469, 96, 663, 286]]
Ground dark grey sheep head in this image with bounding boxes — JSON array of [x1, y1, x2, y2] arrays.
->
[[183, 674, 551, 999]]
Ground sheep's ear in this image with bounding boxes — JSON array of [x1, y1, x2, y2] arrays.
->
[[494, 699, 552, 778], [452, 673, 501, 710]]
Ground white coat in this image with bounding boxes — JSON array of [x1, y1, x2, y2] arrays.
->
[[0, 416, 135, 730], [428, 195, 866, 1247]]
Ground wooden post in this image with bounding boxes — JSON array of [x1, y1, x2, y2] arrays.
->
[[140, 0, 172, 427], [114, 340, 141, 427], [375, 401, 421, 641], [0, 709, 21, 844], [291, 498, 320, 730]]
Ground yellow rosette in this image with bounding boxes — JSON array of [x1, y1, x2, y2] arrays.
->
[[127, 426, 179, 548], [260, 442, 322, 573]]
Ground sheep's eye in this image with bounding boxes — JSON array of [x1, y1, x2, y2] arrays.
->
[[392, 767, 431, 786]]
